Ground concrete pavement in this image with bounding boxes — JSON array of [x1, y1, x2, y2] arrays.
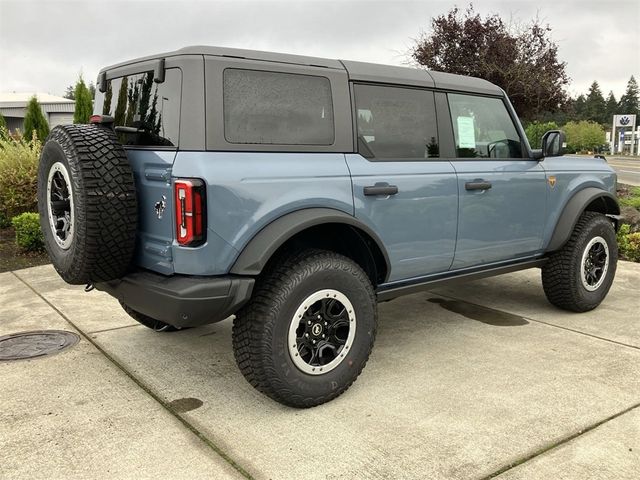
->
[[1, 262, 639, 479]]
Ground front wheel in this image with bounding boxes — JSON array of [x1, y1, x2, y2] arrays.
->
[[232, 249, 377, 408], [542, 211, 617, 312]]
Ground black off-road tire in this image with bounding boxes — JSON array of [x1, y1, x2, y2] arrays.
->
[[119, 302, 180, 332], [37, 125, 137, 285], [542, 211, 617, 312], [232, 249, 377, 408]]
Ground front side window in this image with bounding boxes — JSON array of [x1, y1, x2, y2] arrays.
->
[[99, 68, 181, 147], [223, 69, 334, 145], [448, 94, 523, 158], [354, 84, 439, 160]]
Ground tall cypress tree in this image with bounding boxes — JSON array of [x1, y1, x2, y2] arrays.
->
[[113, 76, 129, 127], [73, 76, 94, 124], [102, 80, 113, 115], [23, 96, 50, 142], [618, 76, 640, 117]]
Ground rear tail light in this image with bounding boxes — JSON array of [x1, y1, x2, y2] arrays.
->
[[174, 179, 206, 246]]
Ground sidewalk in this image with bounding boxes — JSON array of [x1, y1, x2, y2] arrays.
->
[[1, 262, 639, 479]]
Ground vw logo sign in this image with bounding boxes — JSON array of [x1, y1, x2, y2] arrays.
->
[[620, 116, 631, 126]]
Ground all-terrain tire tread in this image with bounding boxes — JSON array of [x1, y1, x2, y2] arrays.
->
[[38, 125, 137, 284], [232, 249, 377, 408], [541, 211, 617, 312]]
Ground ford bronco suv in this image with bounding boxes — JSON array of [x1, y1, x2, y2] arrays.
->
[[37, 46, 620, 408]]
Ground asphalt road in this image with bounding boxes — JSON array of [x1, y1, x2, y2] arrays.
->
[[606, 156, 640, 186]]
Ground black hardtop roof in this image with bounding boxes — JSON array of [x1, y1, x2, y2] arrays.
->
[[100, 45, 502, 95]]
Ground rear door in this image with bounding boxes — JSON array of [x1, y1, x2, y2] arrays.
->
[[346, 83, 458, 282], [445, 93, 547, 269], [95, 67, 183, 274]]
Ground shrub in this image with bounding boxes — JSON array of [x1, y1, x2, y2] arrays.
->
[[617, 224, 640, 262], [11, 212, 45, 252], [562, 120, 605, 152], [0, 129, 41, 227], [625, 233, 640, 262], [524, 121, 558, 150]]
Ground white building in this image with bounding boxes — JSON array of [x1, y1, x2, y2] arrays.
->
[[0, 93, 75, 133]]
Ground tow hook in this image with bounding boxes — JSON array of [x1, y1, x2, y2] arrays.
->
[[84, 283, 95, 292]]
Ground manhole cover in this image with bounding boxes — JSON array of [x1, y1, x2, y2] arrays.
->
[[0, 330, 80, 361]]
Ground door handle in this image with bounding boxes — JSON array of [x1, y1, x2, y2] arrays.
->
[[363, 183, 399, 196], [465, 180, 492, 191]]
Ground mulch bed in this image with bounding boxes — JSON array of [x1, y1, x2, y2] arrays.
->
[[0, 227, 50, 273]]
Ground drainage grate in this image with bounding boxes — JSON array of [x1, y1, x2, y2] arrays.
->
[[0, 330, 80, 361]]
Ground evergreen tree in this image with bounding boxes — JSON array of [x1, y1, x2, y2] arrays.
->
[[573, 94, 587, 121], [88, 82, 96, 100], [73, 76, 94, 124], [583, 81, 606, 124], [618, 76, 640, 117], [604, 91, 617, 124], [23, 96, 50, 142], [63, 85, 75, 100], [0, 112, 7, 132], [102, 80, 113, 115], [113, 76, 129, 127]]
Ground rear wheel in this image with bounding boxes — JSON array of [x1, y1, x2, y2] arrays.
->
[[119, 302, 181, 332], [542, 211, 617, 312], [232, 249, 377, 408]]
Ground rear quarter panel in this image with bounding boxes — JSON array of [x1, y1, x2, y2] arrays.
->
[[170, 152, 354, 275]]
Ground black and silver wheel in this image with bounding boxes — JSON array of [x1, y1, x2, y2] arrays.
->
[[232, 249, 377, 408], [542, 211, 617, 312], [288, 289, 356, 375], [46, 161, 75, 250], [120, 302, 181, 332]]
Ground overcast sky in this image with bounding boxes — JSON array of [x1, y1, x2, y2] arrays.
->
[[1, 0, 638, 101]]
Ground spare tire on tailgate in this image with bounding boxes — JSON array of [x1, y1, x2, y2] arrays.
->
[[37, 124, 137, 285]]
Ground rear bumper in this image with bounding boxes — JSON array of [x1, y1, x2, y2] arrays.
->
[[95, 270, 255, 328]]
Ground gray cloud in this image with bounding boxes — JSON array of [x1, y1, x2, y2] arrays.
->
[[1, 0, 638, 101]]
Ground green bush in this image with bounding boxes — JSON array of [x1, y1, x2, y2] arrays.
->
[[0, 129, 41, 227], [11, 212, 44, 252], [617, 224, 640, 262]]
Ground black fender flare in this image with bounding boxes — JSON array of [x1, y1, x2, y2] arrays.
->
[[546, 187, 620, 252], [229, 208, 391, 280]]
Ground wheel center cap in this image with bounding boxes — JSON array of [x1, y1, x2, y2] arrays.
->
[[311, 323, 323, 336]]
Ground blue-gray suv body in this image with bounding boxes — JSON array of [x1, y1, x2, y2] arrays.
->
[[37, 46, 620, 407]]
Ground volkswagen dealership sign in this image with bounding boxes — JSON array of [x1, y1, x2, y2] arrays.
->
[[614, 114, 636, 127]]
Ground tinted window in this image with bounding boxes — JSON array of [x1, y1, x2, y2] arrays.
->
[[223, 69, 334, 145], [448, 94, 522, 158], [99, 68, 181, 147], [354, 84, 439, 160]]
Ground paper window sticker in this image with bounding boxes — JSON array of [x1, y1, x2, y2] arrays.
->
[[457, 116, 476, 149]]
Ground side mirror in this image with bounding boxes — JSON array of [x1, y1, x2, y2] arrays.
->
[[541, 130, 566, 157]]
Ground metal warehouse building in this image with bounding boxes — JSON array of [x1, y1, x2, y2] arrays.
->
[[0, 93, 75, 133]]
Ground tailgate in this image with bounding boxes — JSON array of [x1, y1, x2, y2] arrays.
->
[[126, 149, 177, 275]]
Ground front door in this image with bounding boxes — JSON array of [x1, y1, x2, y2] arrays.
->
[[347, 83, 458, 282], [445, 93, 547, 269]]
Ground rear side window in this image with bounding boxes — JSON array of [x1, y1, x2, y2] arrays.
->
[[100, 68, 181, 147], [447, 94, 522, 158], [223, 69, 334, 145], [354, 84, 439, 160]]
